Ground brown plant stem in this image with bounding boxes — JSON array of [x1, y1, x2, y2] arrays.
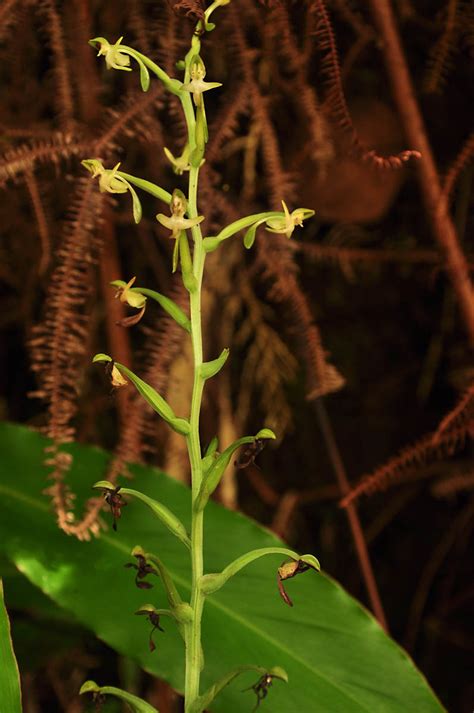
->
[[314, 398, 388, 631], [367, 0, 474, 346]]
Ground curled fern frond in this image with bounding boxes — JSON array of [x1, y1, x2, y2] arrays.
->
[[311, 0, 421, 170]]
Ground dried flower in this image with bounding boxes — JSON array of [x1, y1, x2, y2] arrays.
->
[[277, 558, 317, 607], [135, 607, 165, 652], [125, 552, 157, 589], [100, 485, 128, 531]]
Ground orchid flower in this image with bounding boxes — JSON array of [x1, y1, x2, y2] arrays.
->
[[156, 189, 204, 240], [81, 159, 142, 224], [265, 201, 315, 239], [93, 36, 131, 72], [182, 55, 222, 107]]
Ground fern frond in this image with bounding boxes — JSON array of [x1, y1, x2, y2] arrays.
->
[[268, 5, 334, 166], [24, 171, 51, 276], [423, 0, 461, 94], [0, 134, 86, 185], [311, 0, 421, 169], [29, 177, 105, 535], [0, 0, 30, 42], [432, 470, 474, 497], [258, 236, 345, 400], [167, 0, 205, 22], [443, 130, 474, 201], [37, 0, 75, 130], [341, 383, 474, 507], [235, 278, 297, 435]]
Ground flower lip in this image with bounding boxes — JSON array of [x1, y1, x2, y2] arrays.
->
[[156, 213, 204, 239]]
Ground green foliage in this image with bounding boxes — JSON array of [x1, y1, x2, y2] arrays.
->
[[0, 424, 445, 713], [0, 578, 22, 713]]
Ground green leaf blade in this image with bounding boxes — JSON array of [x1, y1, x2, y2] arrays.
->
[[0, 424, 446, 713], [0, 579, 22, 713]]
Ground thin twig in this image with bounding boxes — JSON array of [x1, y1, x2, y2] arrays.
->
[[367, 0, 474, 345], [313, 398, 388, 631]]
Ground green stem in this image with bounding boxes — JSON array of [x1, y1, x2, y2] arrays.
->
[[181, 32, 206, 709]]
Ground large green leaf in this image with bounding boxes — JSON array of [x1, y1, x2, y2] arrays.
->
[[0, 577, 22, 713], [0, 423, 445, 713]]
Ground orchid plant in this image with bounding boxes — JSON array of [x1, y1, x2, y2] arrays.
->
[[79, 5, 318, 712]]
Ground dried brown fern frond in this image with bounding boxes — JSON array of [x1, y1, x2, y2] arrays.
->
[[37, 0, 75, 131], [267, 4, 334, 167], [258, 235, 345, 400], [228, 2, 296, 205], [0, 0, 32, 43], [341, 383, 474, 507], [442, 130, 474, 201], [433, 381, 474, 442], [431, 470, 474, 497], [311, 0, 421, 169], [167, 0, 205, 22], [24, 170, 52, 276], [235, 278, 297, 436], [423, 0, 462, 94], [0, 134, 86, 185], [29, 178, 105, 535]]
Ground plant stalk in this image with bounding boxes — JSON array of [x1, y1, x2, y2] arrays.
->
[[182, 50, 206, 703]]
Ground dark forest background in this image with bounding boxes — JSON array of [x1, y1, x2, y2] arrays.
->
[[0, 0, 473, 711]]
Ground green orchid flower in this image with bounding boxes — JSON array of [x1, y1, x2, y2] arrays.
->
[[156, 214, 204, 240], [112, 276, 147, 327], [114, 276, 147, 309], [156, 189, 204, 240], [163, 145, 192, 175], [182, 55, 222, 107], [93, 36, 131, 72], [265, 201, 315, 239], [81, 159, 142, 224]]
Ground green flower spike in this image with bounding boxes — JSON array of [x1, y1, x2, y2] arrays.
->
[[265, 200, 315, 239], [94, 36, 131, 72], [81, 159, 143, 224], [182, 55, 222, 107], [156, 189, 204, 240]]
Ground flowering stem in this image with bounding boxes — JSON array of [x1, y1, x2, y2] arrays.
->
[[180, 34, 207, 711]]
